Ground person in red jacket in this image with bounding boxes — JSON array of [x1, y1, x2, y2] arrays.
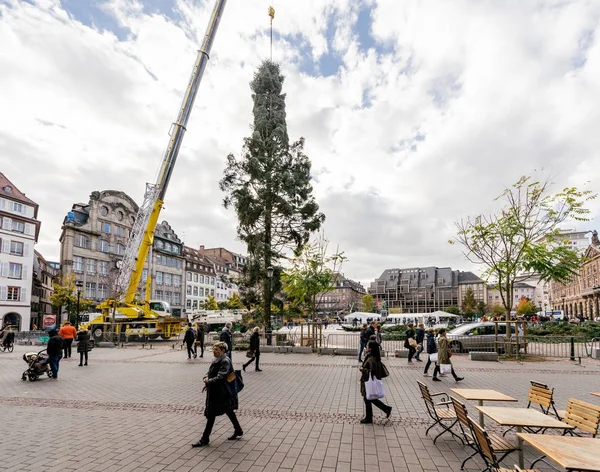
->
[[59, 321, 77, 358]]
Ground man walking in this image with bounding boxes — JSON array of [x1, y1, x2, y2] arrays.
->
[[220, 322, 233, 361], [47, 329, 63, 380], [184, 323, 196, 360], [59, 321, 77, 359], [194, 323, 205, 358], [358, 324, 368, 362], [414, 323, 425, 362]]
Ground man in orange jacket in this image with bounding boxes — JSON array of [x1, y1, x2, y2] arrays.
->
[[59, 321, 78, 358]]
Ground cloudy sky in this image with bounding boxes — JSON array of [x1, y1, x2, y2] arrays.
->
[[1, 0, 600, 287]]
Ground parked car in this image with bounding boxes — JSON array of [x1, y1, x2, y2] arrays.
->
[[446, 322, 526, 353]]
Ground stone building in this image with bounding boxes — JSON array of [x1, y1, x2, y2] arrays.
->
[[143, 221, 184, 316], [30, 250, 59, 330], [183, 246, 216, 311], [486, 282, 536, 310], [368, 266, 482, 313], [60, 190, 138, 309], [199, 246, 247, 272], [0, 173, 41, 331], [457, 271, 487, 306], [203, 254, 240, 304], [550, 230, 600, 319], [315, 274, 366, 315]]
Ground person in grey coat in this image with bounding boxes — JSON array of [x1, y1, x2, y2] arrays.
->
[[219, 322, 233, 361]]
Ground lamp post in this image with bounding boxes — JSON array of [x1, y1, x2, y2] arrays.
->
[[561, 295, 566, 320], [75, 280, 84, 329], [266, 266, 274, 346]]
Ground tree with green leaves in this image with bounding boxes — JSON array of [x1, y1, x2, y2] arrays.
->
[[51, 274, 95, 325], [461, 288, 478, 319], [281, 235, 346, 317], [476, 301, 487, 317], [220, 61, 325, 333], [201, 295, 219, 311], [362, 294, 374, 313], [453, 175, 596, 318], [227, 292, 244, 310], [516, 297, 538, 316], [491, 304, 507, 317], [445, 305, 461, 315]]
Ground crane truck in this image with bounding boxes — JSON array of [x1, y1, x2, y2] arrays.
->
[[82, 0, 228, 343]]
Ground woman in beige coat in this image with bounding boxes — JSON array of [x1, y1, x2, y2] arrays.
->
[[432, 328, 463, 382]]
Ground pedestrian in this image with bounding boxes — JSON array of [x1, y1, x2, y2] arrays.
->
[[358, 324, 368, 362], [184, 322, 196, 360], [404, 323, 417, 363], [359, 341, 392, 424], [192, 342, 243, 447], [432, 328, 463, 382], [242, 327, 262, 372], [423, 329, 437, 377], [375, 324, 382, 345], [59, 321, 77, 359], [46, 329, 63, 380], [194, 323, 205, 358], [414, 323, 425, 362], [75, 327, 91, 366], [220, 322, 233, 361]]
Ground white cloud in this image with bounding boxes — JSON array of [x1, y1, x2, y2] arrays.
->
[[1, 0, 599, 288]]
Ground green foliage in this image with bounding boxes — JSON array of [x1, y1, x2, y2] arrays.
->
[[51, 274, 95, 322], [227, 292, 245, 310], [516, 297, 537, 315], [381, 324, 408, 334], [361, 294, 374, 313], [491, 304, 507, 316], [281, 235, 346, 316], [201, 295, 219, 310], [445, 305, 461, 315], [476, 301, 487, 316], [461, 288, 478, 317], [220, 61, 325, 330], [453, 175, 596, 316], [527, 322, 600, 341]]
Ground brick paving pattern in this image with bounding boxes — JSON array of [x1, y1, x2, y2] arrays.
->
[[1, 344, 599, 471]]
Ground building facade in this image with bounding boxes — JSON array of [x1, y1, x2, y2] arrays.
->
[[486, 282, 536, 310], [60, 190, 138, 309], [550, 230, 600, 320], [199, 246, 247, 272], [315, 274, 366, 315], [183, 246, 216, 311], [0, 173, 40, 331], [31, 251, 59, 330], [368, 266, 482, 313]]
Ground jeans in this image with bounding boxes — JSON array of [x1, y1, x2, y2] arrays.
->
[[48, 354, 62, 378], [194, 340, 204, 357], [433, 364, 459, 379], [186, 343, 195, 359], [358, 342, 366, 361], [407, 346, 416, 361], [63, 339, 73, 358], [415, 344, 423, 360], [363, 397, 390, 421], [424, 355, 434, 374], [202, 410, 242, 441]]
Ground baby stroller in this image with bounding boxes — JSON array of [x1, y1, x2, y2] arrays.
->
[[21, 349, 53, 381]]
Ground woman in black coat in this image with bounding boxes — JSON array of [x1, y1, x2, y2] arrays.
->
[[192, 342, 243, 447], [404, 323, 417, 363], [242, 327, 262, 372], [359, 341, 392, 424], [76, 328, 92, 366]]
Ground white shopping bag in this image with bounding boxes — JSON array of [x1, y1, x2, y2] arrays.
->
[[365, 374, 385, 400], [429, 353, 438, 363], [440, 363, 452, 375]]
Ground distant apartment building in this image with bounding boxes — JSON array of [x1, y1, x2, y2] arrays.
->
[[31, 250, 59, 330], [0, 173, 41, 331], [368, 266, 483, 313], [535, 228, 592, 254], [315, 273, 366, 315], [199, 246, 247, 272], [486, 282, 536, 309], [183, 246, 216, 311]]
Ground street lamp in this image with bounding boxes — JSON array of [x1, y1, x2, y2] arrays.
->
[[561, 295, 566, 319], [75, 280, 84, 329], [266, 266, 274, 346]]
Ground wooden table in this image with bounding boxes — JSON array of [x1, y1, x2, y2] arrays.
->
[[517, 433, 600, 471], [591, 392, 600, 399], [476, 406, 574, 468], [451, 388, 517, 426]]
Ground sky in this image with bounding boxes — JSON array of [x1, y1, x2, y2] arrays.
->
[[1, 0, 600, 289]]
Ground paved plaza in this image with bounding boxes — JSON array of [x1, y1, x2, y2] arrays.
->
[[1, 344, 599, 472]]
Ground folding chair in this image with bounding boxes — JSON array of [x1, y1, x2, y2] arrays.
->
[[417, 381, 463, 445], [468, 418, 540, 472], [451, 397, 518, 470], [503, 380, 560, 437]]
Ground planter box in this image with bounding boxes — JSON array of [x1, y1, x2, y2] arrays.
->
[[260, 346, 274, 353], [394, 349, 409, 358], [273, 346, 290, 354], [334, 348, 358, 356], [291, 346, 313, 354], [469, 351, 499, 362], [318, 347, 335, 355]]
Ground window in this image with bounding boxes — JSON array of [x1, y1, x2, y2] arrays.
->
[[8, 263, 22, 279], [173, 275, 181, 287], [11, 202, 25, 214], [193, 273, 198, 283], [117, 210, 124, 221], [156, 271, 163, 285], [73, 256, 84, 273], [187, 286, 192, 295], [155, 290, 163, 299], [155, 240, 164, 249], [199, 288, 204, 296], [86, 282, 96, 299], [74, 234, 90, 248], [187, 272, 192, 281], [9, 241, 24, 256], [164, 291, 172, 303], [186, 299, 192, 309], [192, 300, 198, 309], [200, 275, 204, 284], [98, 240, 110, 253], [102, 223, 111, 233], [210, 289, 214, 296], [114, 226, 126, 237], [10, 220, 25, 233], [193, 287, 198, 296], [211, 277, 215, 285], [98, 283, 108, 299], [173, 292, 180, 304], [100, 206, 109, 216], [98, 261, 109, 276], [86, 259, 96, 274], [165, 273, 172, 286], [165, 243, 172, 252], [115, 243, 125, 256], [7, 286, 20, 301]]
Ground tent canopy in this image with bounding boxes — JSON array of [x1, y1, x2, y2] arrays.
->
[[386, 311, 459, 321], [344, 312, 382, 323]]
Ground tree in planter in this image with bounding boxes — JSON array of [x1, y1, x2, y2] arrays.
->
[[201, 295, 219, 310], [516, 297, 538, 316], [361, 294, 375, 313], [461, 288, 478, 320], [453, 175, 596, 319], [281, 234, 346, 318], [50, 274, 95, 325], [220, 61, 325, 335]]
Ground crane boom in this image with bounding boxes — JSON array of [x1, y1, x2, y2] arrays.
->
[[115, 0, 228, 304]]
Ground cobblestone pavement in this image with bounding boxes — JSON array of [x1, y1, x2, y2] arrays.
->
[[1, 344, 599, 472]]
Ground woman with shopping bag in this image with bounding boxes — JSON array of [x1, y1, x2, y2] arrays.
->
[[359, 341, 392, 424], [432, 328, 464, 382]]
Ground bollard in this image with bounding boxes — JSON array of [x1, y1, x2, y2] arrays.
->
[[149, 343, 152, 350], [570, 337, 575, 361]]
